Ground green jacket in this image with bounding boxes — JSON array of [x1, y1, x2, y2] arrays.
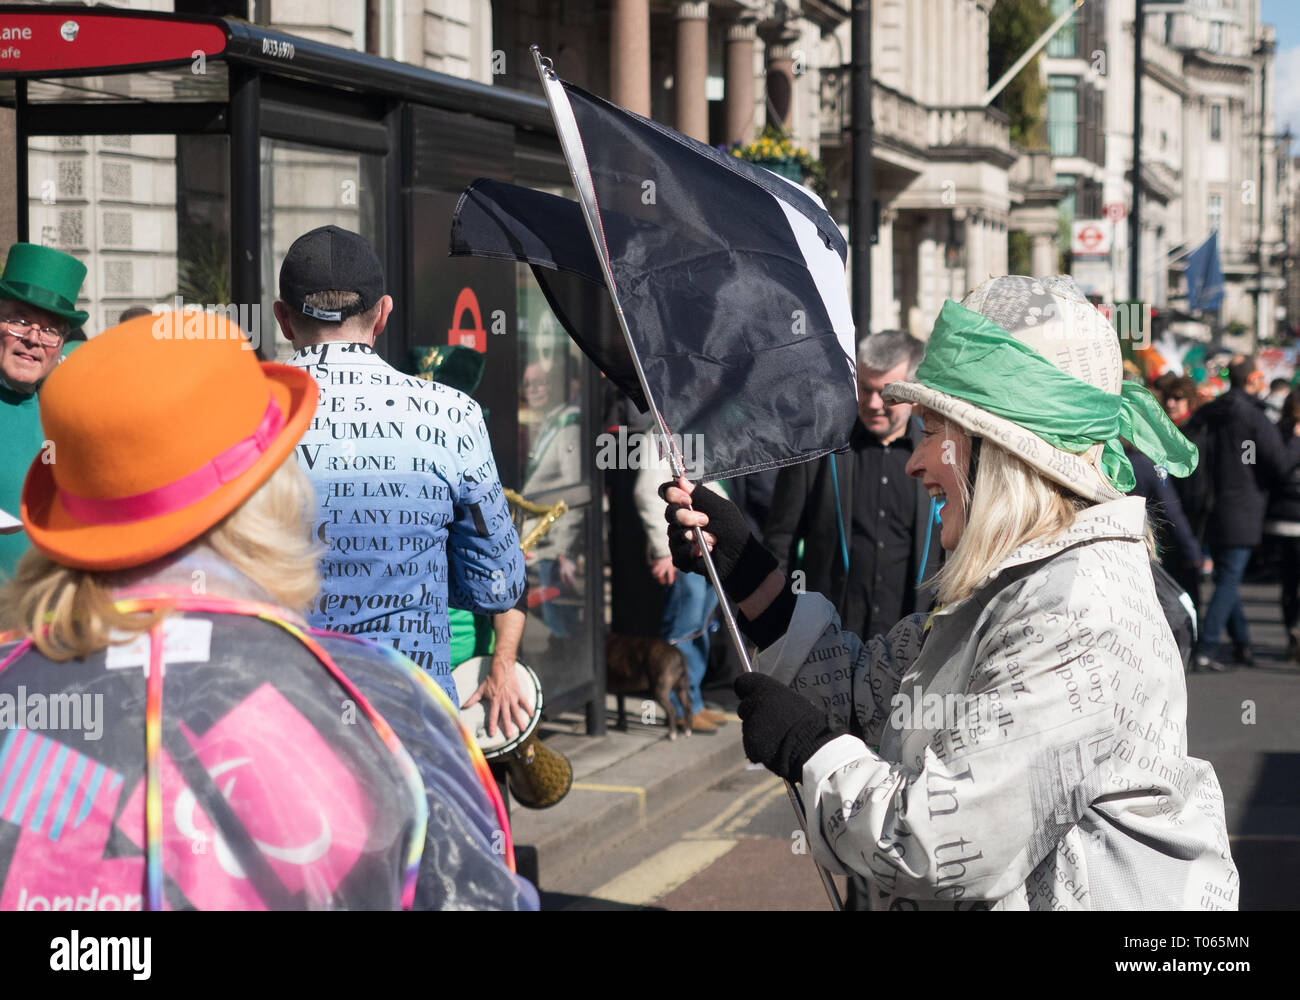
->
[[0, 383, 43, 579]]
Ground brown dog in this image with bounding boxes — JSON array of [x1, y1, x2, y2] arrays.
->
[[604, 634, 693, 738]]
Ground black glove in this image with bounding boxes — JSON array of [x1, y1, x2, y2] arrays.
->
[[734, 672, 837, 785], [660, 480, 777, 604]]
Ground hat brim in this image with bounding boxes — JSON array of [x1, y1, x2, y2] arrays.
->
[[21, 363, 317, 571], [884, 381, 1122, 504], [0, 279, 90, 326]]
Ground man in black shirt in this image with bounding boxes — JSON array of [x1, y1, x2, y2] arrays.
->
[[764, 330, 941, 640]]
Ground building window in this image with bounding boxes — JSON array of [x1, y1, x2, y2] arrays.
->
[[104, 259, 133, 296], [57, 209, 85, 249], [56, 160, 83, 199], [1048, 76, 1079, 156], [1210, 104, 1222, 142], [1165, 14, 1174, 46], [1208, 21, 1222, 53], [102, 211, 133, 247], [101, 162, 131, 199], [1047, 0, 1078, 57], [1208, 193, 1222, 232], [1057, 174, 1077, 219]]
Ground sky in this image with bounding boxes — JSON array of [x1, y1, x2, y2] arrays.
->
[[1263, 0, 1300, 152]]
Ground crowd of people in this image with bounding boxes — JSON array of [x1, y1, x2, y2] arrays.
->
[[1141, 359, 1300, 670], [0, 234, 1290, 910], [664, 275, 1241, 910], [0, 233, 538, 910]]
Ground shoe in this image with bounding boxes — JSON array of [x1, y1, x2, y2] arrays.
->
[[697, 709, 730, 725], [1192, 654, 1228, 673], [1232, 643, 1255, 667], [685, 713, 717, 733]]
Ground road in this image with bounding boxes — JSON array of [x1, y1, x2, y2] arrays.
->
[[541, 764, 845, 911], [539, 581, 1299, 911]]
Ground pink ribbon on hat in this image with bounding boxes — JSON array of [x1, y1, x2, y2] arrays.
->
[[57, 397, 286, 525]]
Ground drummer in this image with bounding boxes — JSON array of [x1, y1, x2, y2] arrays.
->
[[274, 226, 526, 705]]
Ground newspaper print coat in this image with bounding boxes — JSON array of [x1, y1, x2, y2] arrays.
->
[[756, 497, 1238, 910]]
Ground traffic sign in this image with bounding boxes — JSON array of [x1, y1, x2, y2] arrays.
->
[[1103, 202, 1127, 222], [1071, 220, 1112, 256]]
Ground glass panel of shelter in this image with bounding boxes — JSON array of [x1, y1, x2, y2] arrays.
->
[[516, 253, 591, 690], [258, 137, 385, 360], [25, 132, 231, 338]]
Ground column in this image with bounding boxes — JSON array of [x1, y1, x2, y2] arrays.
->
[[675, 2, 710, 142], [611, 0, 651, 117], [764, 30, 799, 130], [873, 208, 898, 333], [724, 17, 757, 145], [964, 211, 982, 288]]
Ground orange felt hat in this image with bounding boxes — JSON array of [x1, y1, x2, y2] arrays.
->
[[21, 311, 317, 571]]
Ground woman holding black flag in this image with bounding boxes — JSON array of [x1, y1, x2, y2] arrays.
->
[[662, 276, 1237, 911]]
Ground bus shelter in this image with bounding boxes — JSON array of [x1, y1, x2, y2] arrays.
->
[[0, 4, 607, 732]]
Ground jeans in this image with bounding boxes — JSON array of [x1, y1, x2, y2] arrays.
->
[[536, 558, 577, 639], [1196, 545, 1253, 658], [1272, 535, 1300, 631], [660, 572, 718, 716]]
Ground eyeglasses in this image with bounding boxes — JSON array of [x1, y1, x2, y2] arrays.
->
[[0, 316, 65, 348]]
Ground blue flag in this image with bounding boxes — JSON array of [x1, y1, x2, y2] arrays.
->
[[1184, 231, 1224, 313]]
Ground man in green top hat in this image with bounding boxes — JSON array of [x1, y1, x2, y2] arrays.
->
[[0, 242, 89, 579]]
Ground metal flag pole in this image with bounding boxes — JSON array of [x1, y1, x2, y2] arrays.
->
[[531, 46, 843, 911]]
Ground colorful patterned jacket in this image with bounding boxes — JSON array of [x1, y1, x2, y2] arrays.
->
[[0, 553, 537, 911]]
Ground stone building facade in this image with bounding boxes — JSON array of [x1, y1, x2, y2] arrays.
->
[[10, 0, 1032, 344], [1043, 0, 1290, 345]]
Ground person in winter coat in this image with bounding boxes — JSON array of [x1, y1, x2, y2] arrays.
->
[[1182, 356, 1299, 670], [1263, 389, 1300, 662], [663, 275, 1238, 910], [0, 315, 537, 911], [763, 331, 941, 643], [1124, 443, 1201, 578], [1158, 376, 1211, 609]]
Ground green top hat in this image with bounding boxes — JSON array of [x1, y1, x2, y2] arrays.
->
[[0, 243, 89, 326]]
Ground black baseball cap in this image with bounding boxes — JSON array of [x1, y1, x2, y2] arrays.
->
[[279, 225, 385, 322]]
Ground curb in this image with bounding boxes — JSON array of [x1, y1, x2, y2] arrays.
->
[[508, 718, 748, 888]]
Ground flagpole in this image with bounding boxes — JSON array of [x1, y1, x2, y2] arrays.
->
[[532, 46, 843, 912]]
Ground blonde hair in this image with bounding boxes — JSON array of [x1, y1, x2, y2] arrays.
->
[[930, 427, 1155, 606], [0, 459, 321, 661]]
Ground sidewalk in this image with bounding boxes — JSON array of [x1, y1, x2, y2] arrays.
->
[[508, 698, 747, 889]]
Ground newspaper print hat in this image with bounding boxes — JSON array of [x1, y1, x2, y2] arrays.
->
[[883, 275, 1127, 504]]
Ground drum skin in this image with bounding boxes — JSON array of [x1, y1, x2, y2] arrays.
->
[[453, 656, 543, 759]]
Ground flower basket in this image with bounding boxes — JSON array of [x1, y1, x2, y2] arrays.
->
[[750, 159, 805, 184], [724, 126, 829, 198]]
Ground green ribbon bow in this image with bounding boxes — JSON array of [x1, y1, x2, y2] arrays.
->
[[914, 299, 1198, 494]]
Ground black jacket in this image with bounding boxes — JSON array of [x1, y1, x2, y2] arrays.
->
[[763, 417, 942, 626], [1265, 423, 1300, 526], [1183, 388, 1297, 548], [1126, 446, 1202, 567]]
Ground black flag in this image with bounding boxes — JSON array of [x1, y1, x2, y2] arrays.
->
[[450, 79, 857, 482]]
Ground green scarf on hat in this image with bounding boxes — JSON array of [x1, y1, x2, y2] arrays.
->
[[915, 299, 1198, 493]]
